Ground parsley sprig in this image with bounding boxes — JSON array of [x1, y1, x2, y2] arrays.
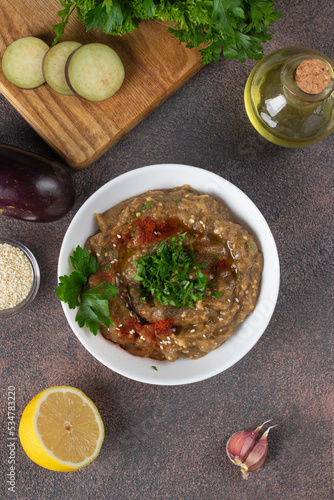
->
[[53, 1, 282, 64], [56, 246, 117, 335], [133, 233, 208, 308]]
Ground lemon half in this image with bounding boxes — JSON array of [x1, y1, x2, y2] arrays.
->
[[19, 386, 104, 471]]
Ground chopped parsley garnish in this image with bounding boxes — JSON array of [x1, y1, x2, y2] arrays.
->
[[151, 365, 158, 371], [250, 243, 256, 251], [101, 246, 112, 254], [56, 246, 117, 335], [200, 262, 209, 269], [212, 292, 224, 298], [133, 234, 208, 308], [140, 201, 152, 211]]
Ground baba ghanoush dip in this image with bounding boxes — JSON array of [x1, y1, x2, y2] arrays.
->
[[86, 185, 263, 361]]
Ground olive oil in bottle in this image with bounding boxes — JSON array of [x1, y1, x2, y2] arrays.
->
[[244, 47, 334, 147]]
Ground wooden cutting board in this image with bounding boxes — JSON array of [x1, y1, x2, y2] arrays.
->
[[0, 1, 203, 169]]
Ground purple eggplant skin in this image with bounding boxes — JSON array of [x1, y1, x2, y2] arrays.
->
[[0, 144, 76, 222]]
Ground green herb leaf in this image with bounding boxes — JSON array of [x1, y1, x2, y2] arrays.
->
[[212, 292, 224, 298], [151, 365, 158, 371], [76, 283, 117, 335], [56, 245, 118, 335], [70, 245, 99, 278], [140, 201, 153, 211], [52, 0, 76, 46], [56, 271, 87, 309]]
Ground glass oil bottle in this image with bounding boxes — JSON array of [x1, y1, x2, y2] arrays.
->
[[244, 47, 334, 147]]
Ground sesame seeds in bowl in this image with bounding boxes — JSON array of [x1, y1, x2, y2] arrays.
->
[[0, 238, 40, 318]]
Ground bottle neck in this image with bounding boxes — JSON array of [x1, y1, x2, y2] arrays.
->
[[281, 52, 334, 103]]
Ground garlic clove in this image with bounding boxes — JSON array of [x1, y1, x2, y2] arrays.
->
[[226, 430, 258, 465], [226, 420, 271, 466], [240, 425, 277, 479]]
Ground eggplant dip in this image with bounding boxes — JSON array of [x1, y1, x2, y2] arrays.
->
[[85, 185, 263, 362]]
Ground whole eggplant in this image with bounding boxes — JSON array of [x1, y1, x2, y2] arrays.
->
[[0, 144, 76, 222]]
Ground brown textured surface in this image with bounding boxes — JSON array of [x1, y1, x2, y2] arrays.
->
[[0, 1, 333, 499]]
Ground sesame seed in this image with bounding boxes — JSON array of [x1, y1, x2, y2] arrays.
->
[[0, 243, 33, 310], [235, 298, 239, 303], [190, 329, 195, 332], [117, 234, 121, 239], [146, 197, 152, 201], [136, 212, 141, 217]]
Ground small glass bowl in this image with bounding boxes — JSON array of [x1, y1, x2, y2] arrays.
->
[[0, 238, 40, 318]]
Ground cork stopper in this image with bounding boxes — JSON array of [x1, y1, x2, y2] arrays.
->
[[295, 58, 331, 94]]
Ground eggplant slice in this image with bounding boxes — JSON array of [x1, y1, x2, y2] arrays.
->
[[43, 41, 82, 95], [65, 43, 125, 102], [2, 37, 49, 89]]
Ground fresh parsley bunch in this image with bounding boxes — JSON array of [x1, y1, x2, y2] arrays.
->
[[56, 245, 117, 335], [53, 1, 282, 63], [133, 233, 208, 308]]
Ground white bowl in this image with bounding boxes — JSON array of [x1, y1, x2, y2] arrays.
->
[[58, 164, 279, 385]]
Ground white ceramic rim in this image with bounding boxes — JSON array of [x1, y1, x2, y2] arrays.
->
[[58, 164, 280, 385]]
